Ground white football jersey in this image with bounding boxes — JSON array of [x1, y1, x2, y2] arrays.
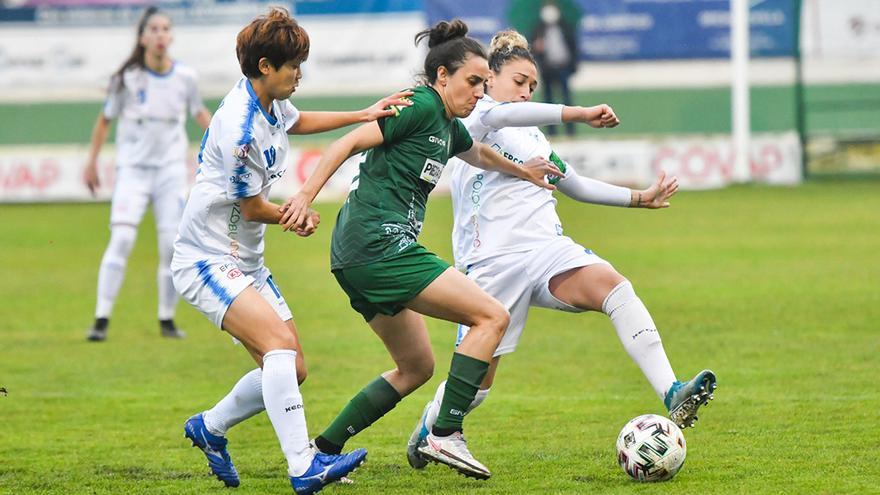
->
[[449, 95, 567, 270], [173, 78, 298, 273], [103, 62, 205, 167]]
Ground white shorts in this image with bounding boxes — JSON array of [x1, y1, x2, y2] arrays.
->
[[110, 164, 187, 232], [171, 256, 292, 330], [456, 236, 611, 357]]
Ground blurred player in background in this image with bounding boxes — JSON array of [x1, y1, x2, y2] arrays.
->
[[406, 30, 718, 470], [83, 6, 211, 341], [279, 20, 558, 481], [171, 7, 412, 494]]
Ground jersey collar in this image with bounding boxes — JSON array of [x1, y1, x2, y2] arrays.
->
[[245, 78, 278, 126]]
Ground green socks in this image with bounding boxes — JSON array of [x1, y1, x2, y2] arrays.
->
[[315, 376, 401, 453], [433, 352, 489, 435]]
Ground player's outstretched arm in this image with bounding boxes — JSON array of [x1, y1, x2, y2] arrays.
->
[[563, 103, 620, 129], [479, 102, 619, 130], [628, 171, 679, 208], [288, 90, 413, 135], [279, 121, 384, 231], [457, 142, 557, 191], [83, 114, 112, 196]]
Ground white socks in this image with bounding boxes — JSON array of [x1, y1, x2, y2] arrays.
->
[[203, 368, 265, 436], [95, 225, 137, 318], [602, 281, 677, 400], [262, 350, 312, 476], [94, 224, 178, 321], [424, 380, 490, 433], [157, 229, 178, 321]]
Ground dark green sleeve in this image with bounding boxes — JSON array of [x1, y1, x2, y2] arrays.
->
[[378, 95, 421, 144], [450, 118, 474, 156]]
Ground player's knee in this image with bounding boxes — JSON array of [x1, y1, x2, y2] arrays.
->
[[296, 363, 308, 385], [260, 326, 298, 355], [485, 302, 510, 336]]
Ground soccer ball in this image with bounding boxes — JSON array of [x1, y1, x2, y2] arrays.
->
[[616, 414, 687, 482]]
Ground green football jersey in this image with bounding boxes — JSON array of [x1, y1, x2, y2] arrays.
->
[[331, 86, 474, 269]]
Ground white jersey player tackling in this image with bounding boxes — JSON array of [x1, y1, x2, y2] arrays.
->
[[407, 30, 717, 470], [171, 8, 412, 494], [84, 6, 212, 341]]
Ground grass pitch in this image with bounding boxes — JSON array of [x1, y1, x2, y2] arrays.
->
[[1, 181, 878, 494]]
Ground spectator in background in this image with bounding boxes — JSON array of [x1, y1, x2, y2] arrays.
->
[[530, 0, 579, 137]]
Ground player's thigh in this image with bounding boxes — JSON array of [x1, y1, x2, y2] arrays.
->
[[548, 263, 626, 312], [110, 167, 152, 227], [151, 165, 187, 232], [223, 286, 297, 357], [405, 267, 507, 327], [368, 309, 434, 377]]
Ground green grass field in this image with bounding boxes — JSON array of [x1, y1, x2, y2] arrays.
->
[[1, 181, 878, 494]]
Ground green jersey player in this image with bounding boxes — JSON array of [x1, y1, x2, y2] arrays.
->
[[280, 20, 559, 480]]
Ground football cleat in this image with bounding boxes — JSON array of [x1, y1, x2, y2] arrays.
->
[[160, 319, 186, 339], [290, 448, 367, 495], [184, 413, 240, 487], [86, 326, 107, 342], [418, 431, 491, 480], [406, 401, 432, 469], [665, 369, 717, 429]]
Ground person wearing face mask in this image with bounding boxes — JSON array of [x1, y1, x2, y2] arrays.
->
[[279, 19, 559, 481], [83, 6, 212, 341], [405, 30, 718, 473], [171, 7, 412, 494], [531, 0, 579, 136]]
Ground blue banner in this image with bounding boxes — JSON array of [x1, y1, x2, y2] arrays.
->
[[424, 0, 797, 60], [0, 0, 422, 25]]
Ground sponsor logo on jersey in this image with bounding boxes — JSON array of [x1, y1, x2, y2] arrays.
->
[[428, 135, 447, 147], [233, 144, 250, 159], [490, 143, 523, 164], [226, 268, 243, 279], [229, 172, 252, 184], [284, 403, 304, 412], [420, 158, 445, 184], [263, 146, 276, 168]]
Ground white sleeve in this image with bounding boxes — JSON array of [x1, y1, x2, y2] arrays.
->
[[186, 72, 206, 118], [480, 101, 563, 129], [556, 159, 631, 207], [221, 131, 266, 200], [102, 75, 123, 120]]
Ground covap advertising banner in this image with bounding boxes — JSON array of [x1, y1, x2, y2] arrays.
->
[[425, 0, 797, 60]]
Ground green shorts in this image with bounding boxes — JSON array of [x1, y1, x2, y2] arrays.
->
[[333, 243, 451, 322]]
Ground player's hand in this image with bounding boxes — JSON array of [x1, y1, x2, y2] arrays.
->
[[632, 171, 678, 208], [83, 163, 100, 196], [292, 209, 321, 237], [362, 90, 414, 121], [583, 104, 619, 129], [521, 157, 558, 191], [279, 191, 313, 232]]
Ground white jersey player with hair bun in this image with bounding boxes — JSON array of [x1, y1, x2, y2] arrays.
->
[[84, 6, 212, 342], [407, 29, 716, 471]]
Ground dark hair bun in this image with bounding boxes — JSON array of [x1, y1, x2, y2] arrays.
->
[[421, 19, 468, 48]]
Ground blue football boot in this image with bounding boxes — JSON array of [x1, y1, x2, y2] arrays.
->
[[406, 401, 432, 469], [290, 448, 367, 495], [665, 369, 717, 428], [184, 413, 240, 487]]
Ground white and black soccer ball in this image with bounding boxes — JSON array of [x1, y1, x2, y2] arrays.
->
[[616, 414, 687, 482]]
